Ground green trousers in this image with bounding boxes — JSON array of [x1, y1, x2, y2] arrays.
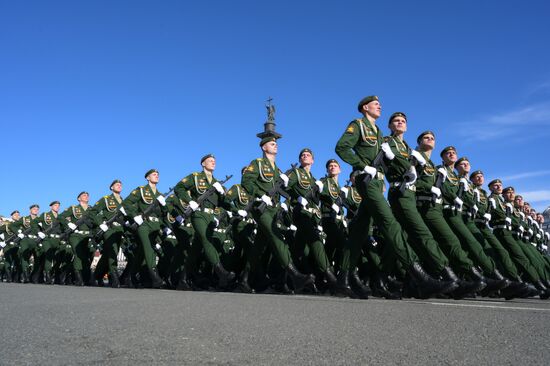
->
[[55, 241, 74, 275], [493, 228, 540, 283], [416, 202, 474, 276], [444, 211, 496, 275], [475, 223, 520, 280], [42, 238, 61, 275], [169, 225, 193, 278], [341, 177, 417, 272], [230, 218, 256, 273], [389, 188, 449, 274], [189, 211, 221, 266], [291, 208, 331, 273], [19, 238, 37, 274], [134, 220, 161, 271], [517, 237, 550, 281], [250, 205, 292, 270], [94, 229, 123, 279], [321, 217, 347, 271], [69, 233, 92, 273]]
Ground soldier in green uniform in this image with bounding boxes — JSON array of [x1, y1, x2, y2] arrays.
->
[[334, 96, 454, 298], [286, 148, 337, 290], [174, 155, 235, 289], [18, 204, 41, 283], [241, 136, 315, 292], [89, 180, 126, 287], [32, 201, 63, 284], [0, 210, 21, 282], [122, 169, 168, 288], [60, 192, 94, 286], [487, 180, 548, 297]]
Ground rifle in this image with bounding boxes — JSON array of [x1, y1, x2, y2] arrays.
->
[[4, 224, 36, 245], [360, 149, 385, 192], [128, 186, 176, 231], [432, 170, 445, 205], [59, 209, 95, 242], [254, 165, 296, 215], [34, 220, 62, 244]]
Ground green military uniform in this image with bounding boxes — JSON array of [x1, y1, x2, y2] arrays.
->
[[18, 213, 41, 282], [0, 218, 21, 282], [60, 203, 94, 285], [319, 174, 347, 270], [88, 192, 125, 286], [34, 208, 63, 284], [122, 181, 167, 287]]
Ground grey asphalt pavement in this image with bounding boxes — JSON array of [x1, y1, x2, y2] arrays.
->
[[1, 283, 549, 365]]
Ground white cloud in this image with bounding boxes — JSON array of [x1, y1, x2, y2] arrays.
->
[[521, 190, 550, 202], [501, 170, 550, 181]]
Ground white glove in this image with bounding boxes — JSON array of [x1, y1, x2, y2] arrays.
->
[[280, 202, 289, 212], [237, 210, 248, 218], [38, 243, 42, 247], [212, 182, 224, 194], [519, 212, 525, 220], [474, 190, 480, 202], [38, 232, 46, 239], [261, 195, 273, 206], [17, 233, 25, 239], [38, 222, 43, 228], [68, 222, 77, 231], [381, 142, 395, 160], [404, 167, 417, 185], [315, 180, 324, 192], [437, 167, 448, 180], [133, 215, 144, 226], [297, 196, 308, 207], [363, 165, 377, 179], [189, 201, 199, 211], [528, 229, 533, 236], [163, 227, 172, 236], [331, 203, 340, 213], [213, 217, 219, 228], [155, 243, 161, 250], [0, 233, 4, 240], [156, 195, 166, 206], [454, 197, 463, 210], [0, 242, 6, 248], [411, 150, 426, 166], [430, 186, 441, 198], [542, 244, 548, 251], [340, 187, 349, 197], [459, 178, 470, 192], [100, 223, 109, 232], [519, 226, 524, 233], [536, 234, 541, 239], [489, 198, 496, 209], [483, 213, 492, 221], [279, 173, 289, 188], [119, 207, 127, 216], [289, 225, 297, 231], [226, 211, 233, 218], [505, 217, 512, 225], [472, 205, 478, 215], [176, 215, 185, 224], [505, 203, 514, 211]]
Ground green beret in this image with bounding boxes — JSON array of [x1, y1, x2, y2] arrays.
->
[[259, 136, 278, 147], [455, 157, 469, 166], [469, 170, 483, 180], [10, 210, 19, 216], [357, 95, 379, 113], [49, 201, 60, 207], [144, 169, 158, 179], [325, 159, 340, 169], [110, 179, 122, 190], [488, 179, 502, 188], [417, 130, 435, 144], [77, 191, 89, 199], [29, 204, 39, 209], [299, 148, 314, 160], [440, 146, 456, 158], [515, 194, 523, 199], [200, 154, 215, 164], [388, 112, 407, 123], [502, 186, 515, 194]]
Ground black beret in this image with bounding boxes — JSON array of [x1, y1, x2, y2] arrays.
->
[[502, 186, 515, 194], [200, 154, 215, 164], [455, 157, 469, 166], [325, 159, 340, 169], [110, 179, 122, 190], [49, 201, 60, 206], [29, 204, 39, 210], [469, 170, 483, 180], [259, 136, 278, 147], [488, 179, 502, 188], [417, 130, 435, 144], [299, 148, 314, 160], [357, 95, 379, 113], [388, 112, 407, 123], [77, 191, 89, 199], [10, 210, 19, 216], [440, 146, 456, 158], [144, 169, 158, 178]]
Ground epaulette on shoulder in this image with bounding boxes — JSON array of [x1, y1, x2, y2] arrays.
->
[[103, 195, 109, 198], [192, 172, 199, 176], [256, 158, 263, 161]]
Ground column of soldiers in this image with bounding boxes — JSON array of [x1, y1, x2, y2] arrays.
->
[[1, 95, 550, 300]]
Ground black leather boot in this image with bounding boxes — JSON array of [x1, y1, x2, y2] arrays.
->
[[285, 262, 314, 292], [74, 271, 84, 286], [501, 280, 530, 300], [409, 262, 458, 297], [372, 273, 401, 299], [5, 268, 12, 283], [214, 263, 235, 289], [238, 270, 254, 293], [534, 281, 550, 300], [175, 272, 191, 291], [148, 268, 164, 289], [483, 269, 510, 293], [350, 269, 371, 299], [334, 270, 355, 298], [109, 271, 121, 288]]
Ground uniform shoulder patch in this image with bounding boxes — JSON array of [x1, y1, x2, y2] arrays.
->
[[256, 158, 262, 162], [132, 190, 138, 195], [103, 195, 109, 198], [192, 172, 199, 176], [346, 122, 356, 134], [246, 164, 255, 172]]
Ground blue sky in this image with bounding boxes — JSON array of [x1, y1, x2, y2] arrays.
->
[[1, 0, 550, 216]]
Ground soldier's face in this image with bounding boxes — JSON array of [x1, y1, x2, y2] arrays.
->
[[490, 183, 502, 194], [51, 203, 60, 213], [327, 162, 341, 176], [30, 207, 39, 216], [420, 134, 435, 150], [111, 183, 122, 194], [202, 157, 216, 172], [12, 213, 20, 220], [300, 152, 314, 166], [514, 196, 523, 207], [147, 172, 159, 184], [504, 190, 515, 201], [471, 173, 484, 186], [389, 117, 407, 134], [262, 141, 278, 155], [456, 160, 470, 174], [79, 193, 89, 204], [364, 101, 381, 119], [537, 214, 544, 223], [442, 150, 457, 164]]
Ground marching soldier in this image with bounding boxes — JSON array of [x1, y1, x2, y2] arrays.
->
[[334, 96, 454, 298], [174, 154, 235, 289], [122, 169, 168, 288], [18, 204, 41, 283], [33, 201, 63, 284], [0, 210, 22, 282]]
